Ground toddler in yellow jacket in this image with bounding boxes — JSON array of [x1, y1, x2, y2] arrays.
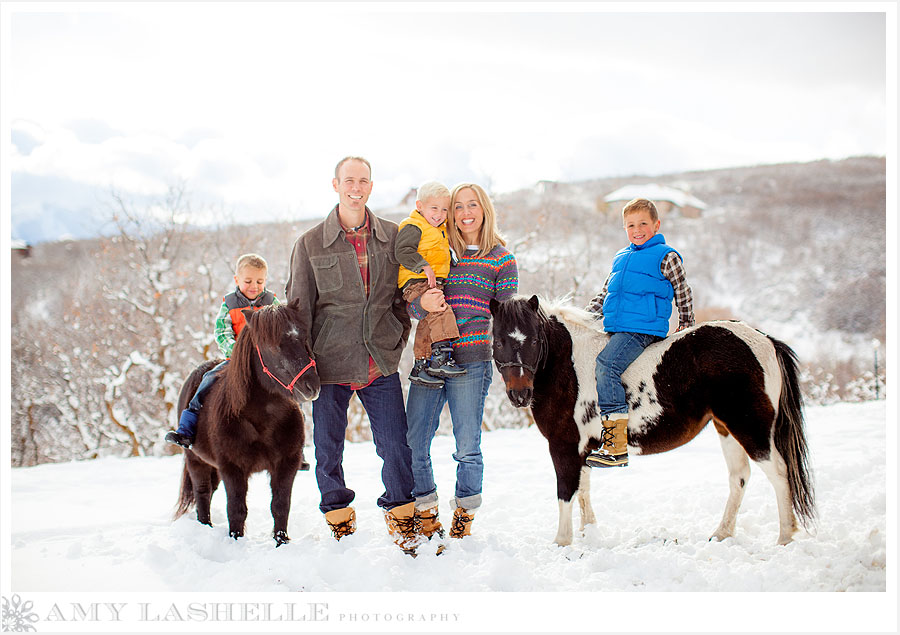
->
[[395, 181, 466, 387]]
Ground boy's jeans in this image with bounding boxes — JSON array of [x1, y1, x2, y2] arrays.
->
[[188, 360, 229, 412], [312, 372, 415, 514], [175, 360, 229, 436], [406, 360, 492, 512], [595, 332, 660, 415]]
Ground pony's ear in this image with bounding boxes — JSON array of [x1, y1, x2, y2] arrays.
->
[[288, 296, 302, 310], [489, 298, 501, 316], [241, 308, 254, 326], [528, 295, 540, 311]]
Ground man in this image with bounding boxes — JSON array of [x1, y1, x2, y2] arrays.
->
[[286, 156, 421, 555]]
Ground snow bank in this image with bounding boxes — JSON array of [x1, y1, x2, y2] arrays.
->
[[3, 401, 895, 632]]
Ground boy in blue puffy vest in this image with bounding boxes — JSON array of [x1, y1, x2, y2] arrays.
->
[[584, 198, 694, 468]]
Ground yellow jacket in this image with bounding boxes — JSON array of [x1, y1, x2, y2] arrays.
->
[[397, 210, 451, 289]]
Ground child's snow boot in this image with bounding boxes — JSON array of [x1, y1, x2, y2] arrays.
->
[[409, 358, 444, 388], [426, 343, 467, 378], [164, 409, 198, 449], [585, 414, 629, 468]]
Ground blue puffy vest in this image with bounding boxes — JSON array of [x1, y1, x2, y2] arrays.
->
[[602, 234, 678, 337]]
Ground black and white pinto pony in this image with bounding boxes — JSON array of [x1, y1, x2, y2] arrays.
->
[[174, 297, 320, 546], [489, 295, 816, 547]]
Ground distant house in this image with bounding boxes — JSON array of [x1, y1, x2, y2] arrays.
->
[[11, 239, 31, 259], [603, 184, 707, 218], [374, 186, 419, 220], [535, 180, 560, 194], [398, 187, 417, 209]]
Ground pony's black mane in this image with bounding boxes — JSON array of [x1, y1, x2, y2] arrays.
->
[[247, 303, 302, 349], [498, 296, 551, 331]]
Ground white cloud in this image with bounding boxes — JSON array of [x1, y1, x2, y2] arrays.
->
[[4, 6, 890, 241]]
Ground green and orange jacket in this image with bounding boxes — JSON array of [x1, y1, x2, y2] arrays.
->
[[213, 287, 280, 358]]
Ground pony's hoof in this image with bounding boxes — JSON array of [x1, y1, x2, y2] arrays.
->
[[229, 530, 243, 540], [274, 530, 290, 547]]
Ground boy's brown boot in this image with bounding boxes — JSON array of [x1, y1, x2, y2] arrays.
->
[[586, 415, 629, 468], [449, 507, 475, 539], [384, 502, 424, 556], [324, 506, 357, 541]]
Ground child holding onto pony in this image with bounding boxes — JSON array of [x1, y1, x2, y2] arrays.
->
[[165, 253, 280, 449], [395, 181, 467, 388], [585, 197, 694, 468]]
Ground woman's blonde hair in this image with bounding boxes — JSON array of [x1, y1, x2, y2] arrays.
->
[[448, 183, 506, 258]]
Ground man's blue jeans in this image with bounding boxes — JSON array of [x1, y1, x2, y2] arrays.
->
[[312, 372, 415, 514], [595, 331, 660, 415], [406, 360, 492, 512]]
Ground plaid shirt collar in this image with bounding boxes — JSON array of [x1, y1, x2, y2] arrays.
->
[[322, 205, 390, 248], [340, 211, 370, 237]]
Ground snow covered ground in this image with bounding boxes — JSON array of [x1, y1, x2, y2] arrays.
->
[[3, 400, 895, 632]]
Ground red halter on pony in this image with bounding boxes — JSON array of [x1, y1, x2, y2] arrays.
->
[[256, 345, 316, 393]]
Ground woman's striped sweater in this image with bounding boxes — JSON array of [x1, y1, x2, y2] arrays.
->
[[408, 244, 519, 364]]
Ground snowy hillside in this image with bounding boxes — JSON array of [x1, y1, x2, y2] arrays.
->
[[9, 158, 887, 467], [6, 401, 892, 631]]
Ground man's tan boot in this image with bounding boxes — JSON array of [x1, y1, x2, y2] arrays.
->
[[449, 507, 475, 539], [586, 414, 629, 468], [324, 507, 357, 541], [384, 502, 424, 556]]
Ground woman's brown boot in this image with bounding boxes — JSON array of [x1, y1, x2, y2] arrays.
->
[[449, 507, 474, 538]]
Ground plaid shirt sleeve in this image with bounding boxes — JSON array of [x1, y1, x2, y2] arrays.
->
[[585, 273, 610, 319], [661, 251, 695, 330], [214, 300, 236, 358]]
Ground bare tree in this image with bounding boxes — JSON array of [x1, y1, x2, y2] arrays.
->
[[97, 183, 220, 455]]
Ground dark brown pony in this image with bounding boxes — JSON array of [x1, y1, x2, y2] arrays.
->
[[490, 295, 815, 547], [174, 297, 320, 546]]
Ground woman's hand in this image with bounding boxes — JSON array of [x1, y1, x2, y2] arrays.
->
[[420, 287, 448, 313]]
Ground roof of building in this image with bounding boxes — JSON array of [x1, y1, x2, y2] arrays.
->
[[604, 184, 707, 209]]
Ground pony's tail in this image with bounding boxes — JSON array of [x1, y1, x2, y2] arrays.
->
[[770, 336, 816, 529], [174, 459, 194, 520]]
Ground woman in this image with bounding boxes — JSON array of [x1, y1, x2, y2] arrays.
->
[[405, 183, 519, 541]]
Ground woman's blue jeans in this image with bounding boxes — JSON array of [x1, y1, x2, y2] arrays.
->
[[595, 331, 660, 415], [405, 360, 492, 512]]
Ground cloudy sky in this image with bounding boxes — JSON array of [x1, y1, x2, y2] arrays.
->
[[2, 4, 890, 241]]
